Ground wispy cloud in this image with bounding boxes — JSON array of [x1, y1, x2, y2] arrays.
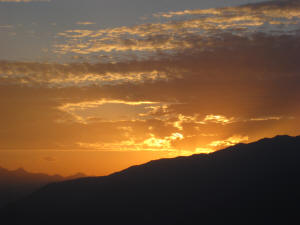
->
[[0, 25, 13, 28], [54, 0, 300, 56], [58, 99, 163, 123], [155, 0, 300, 20], [0, 61, 169, 86], [76, 22, 96, 26]]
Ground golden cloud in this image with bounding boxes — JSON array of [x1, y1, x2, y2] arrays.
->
[[54, 0, 300, 55], [58, 99, 163, 123], [209, 135, 249, 147], [77, 132, 184, 152]]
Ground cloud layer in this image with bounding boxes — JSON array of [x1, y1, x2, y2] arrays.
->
[[0, 0, 299, 156], [54, 0, 300, 56]]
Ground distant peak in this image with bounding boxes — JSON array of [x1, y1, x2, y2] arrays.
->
[[74, 173, 86, 176], [15, 168, 26, 173], [66, 173, 86, 179]]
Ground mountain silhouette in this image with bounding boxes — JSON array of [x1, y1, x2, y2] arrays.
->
[[0, 167, 85, 208], [2, 135, 300, 225]]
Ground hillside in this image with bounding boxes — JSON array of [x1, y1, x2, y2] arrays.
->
[[2, 135, 300, 225]]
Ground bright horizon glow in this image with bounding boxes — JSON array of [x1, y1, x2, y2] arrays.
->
[[0, 0, 299, 176]]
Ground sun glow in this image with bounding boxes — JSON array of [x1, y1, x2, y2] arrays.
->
[[209, 136, 249, 148]]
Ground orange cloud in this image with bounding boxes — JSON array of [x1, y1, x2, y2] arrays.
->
[[77, 132, 184, 152], [58, 99, 163, 123]]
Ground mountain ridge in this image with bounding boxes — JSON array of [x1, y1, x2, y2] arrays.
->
[[2, 135, 300, 225], [0, 166, 86, 208]]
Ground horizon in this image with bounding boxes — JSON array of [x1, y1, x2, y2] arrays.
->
[[0, 134, 298, 177], [2, 131, 300, 224], [1, 0, 300, 176]]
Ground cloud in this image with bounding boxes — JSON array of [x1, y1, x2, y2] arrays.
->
[[249, 116, 282, 121], [1, 33, 300, 115], [204, 115, 235, 125], [0, 0, 299, 154], [76, 22, 96, 26], [0, 61, 170, 87], [77, 132, 184, 152], [2, 32, 300, 90], [155, 0, 300, 19], [58, 99, 163, 123], [0, 81, 298, 153], [54, 0, 300, 55], [209, 135, 249, 147]]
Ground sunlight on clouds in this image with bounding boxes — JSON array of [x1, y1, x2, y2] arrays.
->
[[143, 132, 184, 148], [60, 99, 160, 110], [174, 148, 214, 157], [204, 115, 235, 124], [194, 147, 214, 154], [77, 132, 184, 152], [59, 99, 163, 123], [155, 2, 300, 20], [172, 114, 234, 130], [139, 105, 170, 117], [153, 8, 222, 18], [249, 116, 281, 121], [168, 147, 214, 157], [58, 30, 95, 38], [54, 1, 300, 56], [209, 135, 249, 148], [173, 114, 201, 130], [0, 61, 168, 86]]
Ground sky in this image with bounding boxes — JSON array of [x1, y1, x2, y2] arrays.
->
[[0, 0, 300, 176]]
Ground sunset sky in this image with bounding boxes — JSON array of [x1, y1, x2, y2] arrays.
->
[[0, 0, 300, 176]]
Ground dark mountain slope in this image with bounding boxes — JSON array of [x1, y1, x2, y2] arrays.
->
[[2, 135, 300, 225], [0, 167, 85, 208]]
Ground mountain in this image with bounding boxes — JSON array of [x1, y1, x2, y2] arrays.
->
[[2, 135, 300, 225], [0, 167, 85, 208]]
